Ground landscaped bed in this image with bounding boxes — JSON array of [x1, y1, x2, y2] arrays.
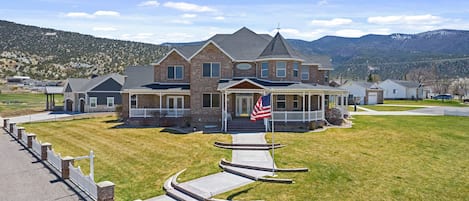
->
[[218, 116, 469, 200], [21, 116, 231, 201]]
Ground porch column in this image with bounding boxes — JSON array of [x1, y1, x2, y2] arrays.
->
[[317, 95, 320, 120], [308, 92, 311, 121], [221, 91, 224, 131], [159, 92, 162, 115], [224, 92, 228, 132], [321, 93, 325, 120], [128, 92, 132, 118], [302, 92, 305, 122]]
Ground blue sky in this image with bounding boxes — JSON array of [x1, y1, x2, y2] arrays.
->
[[1, 0, 469, 44]]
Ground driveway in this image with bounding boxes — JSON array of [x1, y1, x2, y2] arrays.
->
[[2, 111, 114, 124], [350, 105, 469, 116], [0, 130, 86, 201]]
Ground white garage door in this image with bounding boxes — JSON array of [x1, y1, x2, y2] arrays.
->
[[368, 92, 378, 105]]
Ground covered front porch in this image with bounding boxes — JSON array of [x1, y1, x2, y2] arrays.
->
[[218, 78, 348, 132], [127, 91, 191, 118]]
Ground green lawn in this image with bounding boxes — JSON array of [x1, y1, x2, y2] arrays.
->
[[0, 93, 63, 117], [384, 99, 468, 107], [360, 105, 420, 111], [218, 116, 469, 200], [21, 116, 231, 201]]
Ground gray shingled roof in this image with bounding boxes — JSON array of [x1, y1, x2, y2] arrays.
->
[[347, 81, 381, 89], [65, 73, 124, 92], [158, 27, 332, 68], [218, 78, 346, 92], [391, 80, 421, 88], [122, 66, 154, 90]]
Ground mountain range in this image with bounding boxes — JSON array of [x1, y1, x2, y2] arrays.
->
[[1, 19, 469, 81]]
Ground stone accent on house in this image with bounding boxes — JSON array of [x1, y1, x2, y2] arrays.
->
[[97, 181, 115, 201], [121, 93, 129, 119], [41, 143, 52, 160], [61, 156, 74, 179]]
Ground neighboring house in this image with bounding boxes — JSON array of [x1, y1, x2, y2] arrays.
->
[[121, 27, 348, 131], [379, 79, 423, 100], [340, 81, 384, 105], [63, 73, 125, 112]]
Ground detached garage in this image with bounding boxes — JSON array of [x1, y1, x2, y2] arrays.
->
[[341, 81, 384, 105]]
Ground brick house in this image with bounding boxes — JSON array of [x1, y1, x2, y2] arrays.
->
[[121, 27, 348, 131]]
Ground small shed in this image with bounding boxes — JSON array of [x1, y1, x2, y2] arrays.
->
[[341, 81, 384, 105]]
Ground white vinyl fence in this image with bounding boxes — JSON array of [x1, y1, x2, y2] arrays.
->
[[21, 131, 28, 145], [47, 149, 62, 171], [32, 139, 42, 156], [12, 124, 18, 138], [69, 164, 98, 200]]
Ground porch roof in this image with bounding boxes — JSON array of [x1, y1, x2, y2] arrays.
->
[[218, 78, 347, 93]]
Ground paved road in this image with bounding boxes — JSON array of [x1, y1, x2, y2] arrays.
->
[[350, 105, 469, 116], [146, 132, 274, 201], [0, 130, 84, 201]]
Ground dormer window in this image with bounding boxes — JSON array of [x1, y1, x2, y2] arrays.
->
[[276, 61, 286, 77]]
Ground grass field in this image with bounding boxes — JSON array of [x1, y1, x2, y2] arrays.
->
[[217, 116, 469, 200], [384, 99, 468, 107], [21, 116, 231, 200], [360, 105, 420, 111], [0, 93, 63, 117]]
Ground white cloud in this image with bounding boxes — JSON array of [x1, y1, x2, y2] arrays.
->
[[65, 12, 94, 19], [92, 27, 118, 31], [214, 16, 225, 20], [311, 18, 353, 27], [181, 13, 197, 18], [163, 1, 217, 12], [335, 29, 366, 37], [268, 28, 327, 40], [93, 10, 120, 17], [368, 14, 442, 25], [317, 0, 328, 6], [121, 33, 155, 41], [138, 1, 160, 7], [65, 10, 120, 19]]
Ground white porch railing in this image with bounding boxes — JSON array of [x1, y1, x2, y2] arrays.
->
[[13, 124, 18, 138], [47, 149, 62, 171], [272, 111, 324, 122], [32, 139, 42, 156], [69, 164, 98, 200], [130, 108, 190, 118]]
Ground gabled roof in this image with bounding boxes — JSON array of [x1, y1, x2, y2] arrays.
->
[[218, 78, 346, 92], [64, 73, 124, 92], [388, 79, 421, 88], [122, 66, 154, 90]]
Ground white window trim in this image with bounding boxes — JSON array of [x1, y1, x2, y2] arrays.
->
[[130, 95, 138, 108], [90, 97, 97, 108], [107, 97, 115, 108], [203, 62, 221, 77], [276, 61, 286, 78], [261, 62, 269, 78], [203, 93, 220, 108], [293, 95, 299, 109], [276, 95, 286, 109], [168, 65, 184, 80], [167, 96, 184, 109]]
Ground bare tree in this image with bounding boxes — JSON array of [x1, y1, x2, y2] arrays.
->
[[405, 67, 436, 83]]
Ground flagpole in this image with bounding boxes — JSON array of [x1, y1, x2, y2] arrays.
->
[[271, 92, 275, 176]]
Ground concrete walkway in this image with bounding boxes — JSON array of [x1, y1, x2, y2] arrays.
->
[[146, 133, 274, 201], [0, 130, 85, 201]]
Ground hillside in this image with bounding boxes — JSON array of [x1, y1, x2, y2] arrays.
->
[[0, 20, 169, 80], [289, 30, 469, 80]]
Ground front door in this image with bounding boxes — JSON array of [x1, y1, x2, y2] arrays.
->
[[236, 94, 253, 117], [167, 96, 184, 117]]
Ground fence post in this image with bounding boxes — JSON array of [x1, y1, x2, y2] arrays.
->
[[9, 122, 16, 133], [41, 143, 52, 160], [17, 127, 25, 139], [61, 156, 74, 179], [3, 119, 9, 129], [97, 181, 115, 201], [27, 133, 36, 148]]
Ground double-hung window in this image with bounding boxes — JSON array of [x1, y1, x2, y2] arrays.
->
[[107, 97, 114, 108], [276, 95, 286, 109], [276, 61, 286, 77], [168, 65, 183, 80], [261, 62, 269, 78], [203, 63, 220, 77], [203, 94, 220, 108], [90, 97, 97, 108], [293, 62, 299, 77], [293, 95, 299, 109], [130, 95, 137, 108], [301, 65, 309, 80]]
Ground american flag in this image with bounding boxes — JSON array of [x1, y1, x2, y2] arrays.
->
[[250, 94, 271, 121]]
